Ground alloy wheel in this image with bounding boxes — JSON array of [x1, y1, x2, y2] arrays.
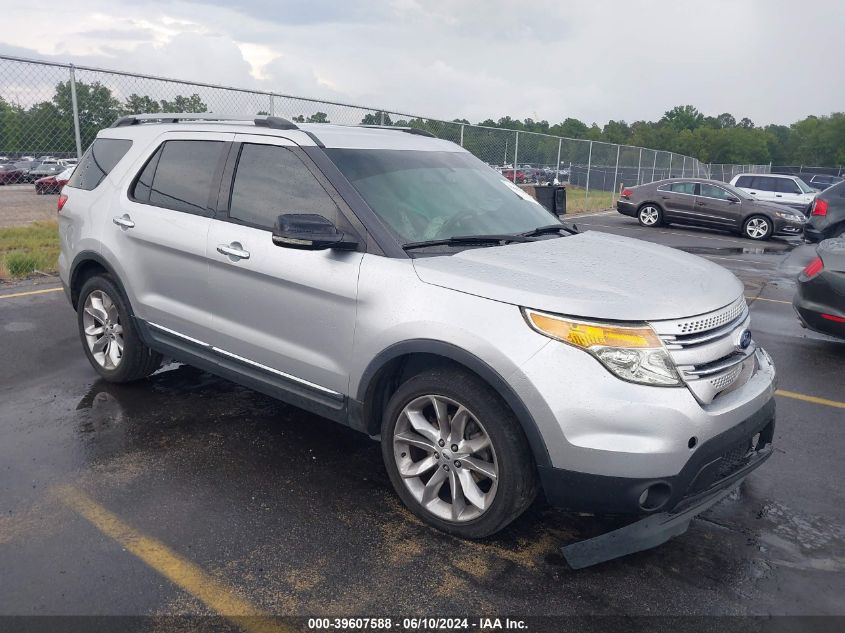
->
[[82, 289, 124, 369], [393, 394, 499, 523], [746, 217, 769, 239], [639, 206, 660, 225]]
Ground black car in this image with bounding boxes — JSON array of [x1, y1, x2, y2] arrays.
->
[[805, 174, 844, 192], [793, 238, 845, 339], [804, 180, 845, 242]]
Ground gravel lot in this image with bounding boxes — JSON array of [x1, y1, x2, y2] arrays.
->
[[0, 185, 58, 227]]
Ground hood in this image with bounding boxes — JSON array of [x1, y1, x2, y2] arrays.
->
[[413, 231, 744, 321], [752, 199, 807, 214]]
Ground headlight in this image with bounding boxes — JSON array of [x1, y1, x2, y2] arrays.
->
[[523, 309, 681, 386], [775, 211, 801, 222]]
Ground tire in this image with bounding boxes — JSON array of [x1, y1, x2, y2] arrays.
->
[[77, 274, 162, 382], [381, 367, 538, 538], [743, 215, 773, 240], [637, 203, 663, 227]]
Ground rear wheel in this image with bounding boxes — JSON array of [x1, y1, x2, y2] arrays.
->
[[743, 215, 772, 240], [637, 204, 663, 227], [77, 274, 162, 382], [381, 368, 537, 538]]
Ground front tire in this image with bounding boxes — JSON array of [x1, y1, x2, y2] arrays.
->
[[77, 274, 162, 382], [743, 215, 773, 240], [637, 204, 663, 227], [381, 368, 538, 538]]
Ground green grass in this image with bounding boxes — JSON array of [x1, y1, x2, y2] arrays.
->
[[0, 221, 60, 279], [564, 186, 617, 214]]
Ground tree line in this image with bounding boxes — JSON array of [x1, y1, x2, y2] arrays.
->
[[1, 80, 842, 167]]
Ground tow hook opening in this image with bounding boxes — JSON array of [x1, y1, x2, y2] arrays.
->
[[638, 482, 672, 511]]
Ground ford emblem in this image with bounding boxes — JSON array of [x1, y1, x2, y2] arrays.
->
[[739, 330, 752, 350]]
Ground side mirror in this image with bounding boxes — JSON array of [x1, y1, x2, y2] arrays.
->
[[271, 214, 358, 251], [727, 196, 740, 203]]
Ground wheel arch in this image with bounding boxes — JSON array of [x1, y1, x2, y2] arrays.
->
[[355, 339, 552, 468], [69, 251, 128, 311]]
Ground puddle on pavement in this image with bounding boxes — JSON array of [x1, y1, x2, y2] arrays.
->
[[679, 246, 788, 256]]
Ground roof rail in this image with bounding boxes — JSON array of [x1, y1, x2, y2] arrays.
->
[[358, 125, 437, 138], [111, 113, 299, 130]]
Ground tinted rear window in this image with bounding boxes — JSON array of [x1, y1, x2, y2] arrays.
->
[[131, 140, 224, 215], [67, 138, 132, 190]]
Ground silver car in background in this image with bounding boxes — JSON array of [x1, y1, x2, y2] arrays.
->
[[58, 114, 776, 564]]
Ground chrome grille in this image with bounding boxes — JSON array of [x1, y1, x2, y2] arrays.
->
[[650, 297, 756, 404]]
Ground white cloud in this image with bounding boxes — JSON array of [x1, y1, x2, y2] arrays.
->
[[0, 0, 842, 125]]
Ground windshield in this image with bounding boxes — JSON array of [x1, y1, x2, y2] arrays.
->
[[324, 149, 558, 244], [795, 178, 815, 194]]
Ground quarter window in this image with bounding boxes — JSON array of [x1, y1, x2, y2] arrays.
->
[[132, 140, 224, 214], [735, 176, 753, 188], [67, 138, 132, 191], [228, 143, 340, 229]]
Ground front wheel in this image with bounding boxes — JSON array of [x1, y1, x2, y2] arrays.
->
[[381, 368, 538, 538], [743, 215, 773, 240], [637, 204, 663, 227]]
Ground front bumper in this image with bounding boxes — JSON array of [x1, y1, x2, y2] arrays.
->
[[774, 220, 805, 237], [538, 397, 774, 515]]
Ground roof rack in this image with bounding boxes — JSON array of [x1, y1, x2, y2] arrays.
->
[[358, 125, 437, 138], [111, 113, 299, 130]]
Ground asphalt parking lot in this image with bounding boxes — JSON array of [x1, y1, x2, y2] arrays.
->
[[1, 211, 844, 626]]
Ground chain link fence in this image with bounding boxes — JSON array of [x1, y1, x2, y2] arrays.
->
[[2, 54, 757, 212], [707, 164, 772, 183]]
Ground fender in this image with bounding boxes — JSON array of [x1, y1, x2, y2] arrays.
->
[[356, 339, 552, 467]]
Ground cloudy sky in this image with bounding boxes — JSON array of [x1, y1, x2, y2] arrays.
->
[[1, 0, 841, 126]]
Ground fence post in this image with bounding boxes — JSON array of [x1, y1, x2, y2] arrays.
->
[[68, 64, 83, 160], [459, 124, 464, 147], [555, 138, 562, 183], [612, 145, 620, 202], [269, 94, 275, 116], [681, 156, 686, 178], [668, 153, 673, 178], [585, 140, 593, 208], [379, 111, 385, 126], [512, 131, 519, 183], [651, 152, 657, 182], [636, 148, 642, 185]]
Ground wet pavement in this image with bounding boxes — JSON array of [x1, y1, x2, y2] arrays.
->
[[1, 212, 844, 621]]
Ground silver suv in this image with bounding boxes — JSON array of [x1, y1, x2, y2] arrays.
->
[[59, 114, 776, 552]]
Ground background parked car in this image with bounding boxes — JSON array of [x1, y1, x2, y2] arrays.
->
[[617, 178, 805, 240], [0, 163, 28, 185], [805, 174, 843, 191], [793, 237, 845, 339], [27, 160, 64, 181], [35, 166, 74, 194], [804, 179, 845, 242], [730, 173, 816, 213]]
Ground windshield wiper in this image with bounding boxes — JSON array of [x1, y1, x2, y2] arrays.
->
[[520, 223, 580, 237], [402, 234, 533, 251]]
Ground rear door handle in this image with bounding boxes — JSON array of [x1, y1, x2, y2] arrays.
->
[[112, 215, 135, 229], [696, 201, 707, 206], [217, 243, 250, 260]]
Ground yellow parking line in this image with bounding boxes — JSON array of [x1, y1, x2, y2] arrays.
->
[[746, 296, 792, 305], [775, 389, 845, 410], [57, 486, 289, 633], [0, 287, 63, 300]]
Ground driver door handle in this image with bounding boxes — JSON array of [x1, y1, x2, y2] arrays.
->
[[112, 215, 135, 229], [217, 243, 250, 260]]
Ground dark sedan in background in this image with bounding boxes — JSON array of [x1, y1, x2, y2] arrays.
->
[[617, 178, 806, 240], [804, 180, 845, 242], [794, 238, 845, 340]]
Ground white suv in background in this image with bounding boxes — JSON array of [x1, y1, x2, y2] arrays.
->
[[730, 173, 816, 213]]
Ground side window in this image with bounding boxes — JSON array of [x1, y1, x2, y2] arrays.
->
[[752, 177, 776, 192], [669, 182, 696, 195], [133, 140, 224, 215], [735, 176, 753, 188], [228, 143, 340, 229], [699, 184, 732, 200], [776, 178, 801, 194], [67, 138, 132, 191]]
